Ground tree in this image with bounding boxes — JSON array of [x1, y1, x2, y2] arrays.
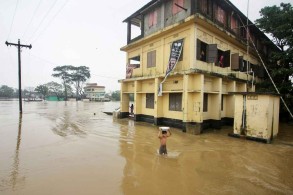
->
[[46, 81, 63, 100], [0, 85, 14, 98], [35, 85, 49, 100], [255, 3, 293, 120], [52, 65, 74, 101], [111, 90, 120, 101], [71, 66, 90, 100]]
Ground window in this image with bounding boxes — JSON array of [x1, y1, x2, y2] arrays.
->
[[221, 94, 224, 111], [216, 49, 230, 68], [240, 26, 247, 39], [197, 39, 218, 63], [172, 0, 184, 15], [196, 39, 207, 62], [129, 55, 140, 67], [147, 50, 156, 68], [231, 53, 240, 70], [199, 0, 208, 14], [214, 4, 227, 26], [240, 59, 248, 72], [169, 93, 182, 111], [203, 93, 208, 112], [146, 93, 154, 109], [231, 15, 238, 34], [217, 49, 224, 67], [148, 10, 158, 27], [127, 55, 141, 78]]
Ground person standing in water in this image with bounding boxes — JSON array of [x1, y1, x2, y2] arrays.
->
[[130, 104, 134, 115], [158, 128, 171, 155]]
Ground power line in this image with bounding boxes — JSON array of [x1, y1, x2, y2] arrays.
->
[[231, 2, 293, 119], [29, 53, 58, 65], [22, 0, 43, 41], [31, 0, 69, 43], [27, 0, 58, 42], [7, 0, 20, 40]]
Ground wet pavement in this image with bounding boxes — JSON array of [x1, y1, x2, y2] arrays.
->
[[0, 100, 292, 195]]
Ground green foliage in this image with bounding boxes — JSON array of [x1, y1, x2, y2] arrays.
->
[[255, 3, 293, 51], [52, 65, 90, 100], [255, 3, 293, 119], [111, 90, 120, 101], [0, 85, 14, 98], [71, 66, 91, 100], [34, 85, 49, 99], [46, 81, 64, 100], [52, 65, 74, 100]]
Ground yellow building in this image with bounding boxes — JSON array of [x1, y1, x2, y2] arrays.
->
[[119, 0, 277, 134]]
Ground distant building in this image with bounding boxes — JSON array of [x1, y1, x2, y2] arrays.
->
[[119, 0, 278, 134], [84, 83, 109, 101]]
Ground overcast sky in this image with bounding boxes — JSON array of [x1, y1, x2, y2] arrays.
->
[[0, 0, 291, 92]]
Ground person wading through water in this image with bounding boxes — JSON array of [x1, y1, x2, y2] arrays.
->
[[158, 128, 172, 155]]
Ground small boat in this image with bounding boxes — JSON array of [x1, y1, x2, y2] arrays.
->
[[102, 111, 113, 115], [24, 99, 43, 102]]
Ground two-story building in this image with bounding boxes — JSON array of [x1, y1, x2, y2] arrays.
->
[[119, 0, 278, 134], [84, 83, 107, 101]]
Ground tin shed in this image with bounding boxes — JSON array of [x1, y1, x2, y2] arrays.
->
[[230, 92, 280, 143]]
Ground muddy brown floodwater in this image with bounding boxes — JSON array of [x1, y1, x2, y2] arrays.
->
[[0, 101, 293, 195]]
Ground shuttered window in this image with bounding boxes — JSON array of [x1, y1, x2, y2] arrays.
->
[[147, 50, 156, 68], [231, 53, 240, 70], [203, 93, 208, 112], [146, 93, 154, 109], [199, 0, 208, 14], [169, 93, 182, 111], [221, 94, 224, 111], [216, 49, 230, 68], [197, 39, 207, 62], [207, 44, 217, 63], [214, 4, 227, 27], [196, 39, 218, 63], [231, 16, 238, 33], [148, 10, 158, 27]]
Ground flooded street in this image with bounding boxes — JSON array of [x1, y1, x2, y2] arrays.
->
[[0, 101, 293, 195]]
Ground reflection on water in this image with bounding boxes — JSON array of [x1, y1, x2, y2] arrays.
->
[[0, 101, 293, 195], [10, 114, 25, 189], [1, 114, 25, 192]]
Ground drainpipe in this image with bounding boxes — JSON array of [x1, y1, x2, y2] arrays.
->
[[241, 95, 247, 135]]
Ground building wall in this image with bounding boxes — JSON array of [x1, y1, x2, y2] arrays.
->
[[195, 24, 260, 80], [164, 0, 192, 27], [120, 0, 272, 133], [233, 94, 280, 141], [84, 86, 106, 100]]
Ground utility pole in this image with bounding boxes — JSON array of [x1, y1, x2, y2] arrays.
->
[[5, 39, 32, 113], [246, 0, 250, 91]]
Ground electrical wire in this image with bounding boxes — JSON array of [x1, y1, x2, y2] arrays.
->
[[22, 0, 43, 41], [29, 52, 58, 65], [7, 0, 19, 40], [231, 4, 293, 119], [27, 0, 58, 42], [31, 0, 69, 43]]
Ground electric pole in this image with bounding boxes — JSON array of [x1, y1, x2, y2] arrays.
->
[[5, 39, 32, 113]]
